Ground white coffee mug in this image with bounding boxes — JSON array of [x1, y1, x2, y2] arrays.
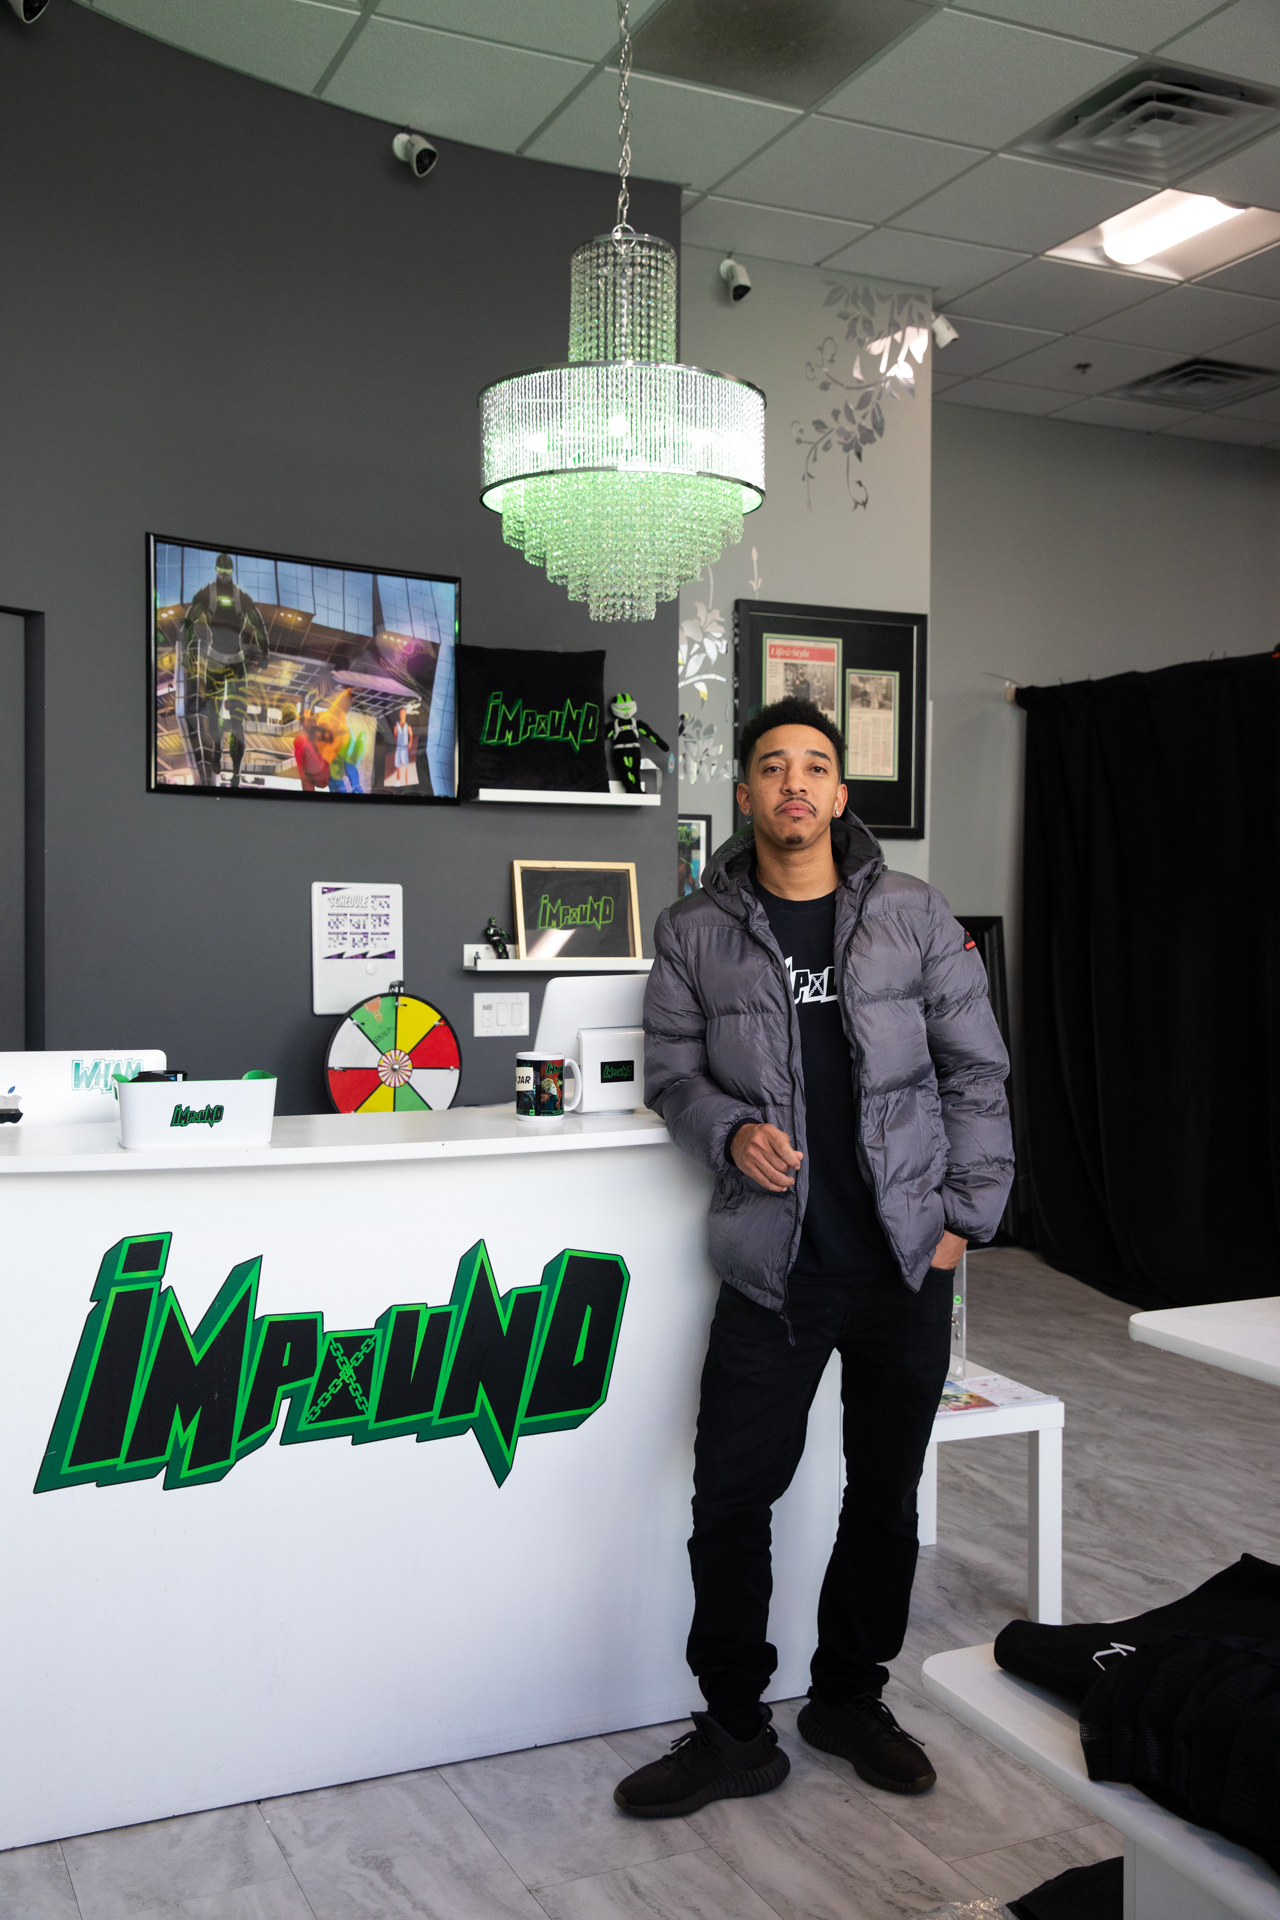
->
[[515, 1052, 582, 1121]]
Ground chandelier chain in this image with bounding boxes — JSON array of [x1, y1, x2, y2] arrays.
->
[[615, 0, 632, 236]]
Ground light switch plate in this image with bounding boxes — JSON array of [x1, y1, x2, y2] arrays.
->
[[474, 991, 530, 1039]]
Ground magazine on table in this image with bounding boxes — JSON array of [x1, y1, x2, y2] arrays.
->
[[938, 1372, 1060, 1414]]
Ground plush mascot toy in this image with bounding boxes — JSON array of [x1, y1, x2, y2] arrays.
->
[[609, 692, 670, 794]]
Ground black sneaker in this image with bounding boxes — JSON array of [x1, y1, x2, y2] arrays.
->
[[797, 1694, 936, 1794], [613, 1708, 791, 1817]]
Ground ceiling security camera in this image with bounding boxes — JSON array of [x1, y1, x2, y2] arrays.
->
[[719, 256, 752, 302], [392, 130, 438, 179], [931, 314, 960, 349], [7, 0, 51, 20]]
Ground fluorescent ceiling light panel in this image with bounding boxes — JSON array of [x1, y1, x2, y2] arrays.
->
[[1050, 193, 1280, 281], [1100, 190, 1242, 265]]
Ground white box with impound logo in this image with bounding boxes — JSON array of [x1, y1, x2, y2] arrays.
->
[[116, 1076, 277, 1151], [574, 1026, 644, 1113]]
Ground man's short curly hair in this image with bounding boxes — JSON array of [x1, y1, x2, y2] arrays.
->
[[738, 697, 846, 774]]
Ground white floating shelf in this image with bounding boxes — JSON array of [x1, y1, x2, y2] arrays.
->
[[463, 946, 652, 973], [475, 787, 661, 808]]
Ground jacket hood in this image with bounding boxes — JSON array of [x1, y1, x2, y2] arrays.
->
[[703, 810, 883, 907]]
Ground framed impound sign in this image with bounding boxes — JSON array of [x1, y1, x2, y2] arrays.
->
[[512, 861, 642, 961], [735, 600, 927, 838]]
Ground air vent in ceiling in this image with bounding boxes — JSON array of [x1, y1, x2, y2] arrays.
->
[[1109, 359, 1280, 409], [1017, 66, 1280, 188]]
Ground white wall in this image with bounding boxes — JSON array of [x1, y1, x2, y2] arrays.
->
[[677, 246, 934, 876], [929, 402, 1280, 1031]]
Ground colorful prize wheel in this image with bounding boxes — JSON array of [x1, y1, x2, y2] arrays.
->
[[326, 990, 461, 1114]]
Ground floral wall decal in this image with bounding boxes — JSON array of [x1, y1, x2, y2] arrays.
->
[[793, 283, 932, 509], [678, 565, 734, 785]]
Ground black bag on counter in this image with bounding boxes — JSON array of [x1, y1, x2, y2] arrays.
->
[[1078, 1632, 1280, 1872], [993, 1555, 1280, 1704]]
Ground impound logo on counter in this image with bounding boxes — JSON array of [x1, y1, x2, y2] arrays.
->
[[37, 1232, 629, 1494], [170, 1103, 225, 1129]]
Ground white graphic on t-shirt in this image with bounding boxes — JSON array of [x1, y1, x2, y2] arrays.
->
[[785, 956, 837, 1004]]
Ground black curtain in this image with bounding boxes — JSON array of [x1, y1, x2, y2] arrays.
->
[[1018, 653, 1280, 1310]]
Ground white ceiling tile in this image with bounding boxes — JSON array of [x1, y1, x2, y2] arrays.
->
[[1082, 282, 1280, 350], [1200, 241, 1280, 298], [932, 371, 970, 392], [1218, 388, 1280, 422], [715, 117, 982, 224], [1052, 396, 1202, 428], [951, 258, 1159, 331], [821, 13, 1130, 150], [936, 378, 1074, 414], [372, 0, 656, 61], [323, 18, 589, 148], [892, 155, 1149, 253], [1209, 321, 1280, 368], [681, 198, 871, 267], [822, 229, 1029, 302], [96, 0, 357, 92], [1161, 413, 1280, 442], [1180, 127, 1280, 215], [931, 315, 1059, 376], [1161, 0, 1280, 86], [991, 334, 1184, 393], [951, 0, 1223, 54], [526, 69, 796, 189]]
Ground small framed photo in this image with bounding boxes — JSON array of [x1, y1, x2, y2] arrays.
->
[[677, 815, 713, 898], [735, 599, 927, 838], [512, 860, 642, 961]]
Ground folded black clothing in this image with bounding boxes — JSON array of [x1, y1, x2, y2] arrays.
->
[[993, 1555, 1280, 1704], [1007, 1855, 1123, 1919], [1079, 1632, 1280, 1872]]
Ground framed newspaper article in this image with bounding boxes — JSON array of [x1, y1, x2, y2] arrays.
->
[[734, 600, 927, 838]]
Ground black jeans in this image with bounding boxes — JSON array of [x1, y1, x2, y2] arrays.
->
[[686, 1269, 954, 1716]]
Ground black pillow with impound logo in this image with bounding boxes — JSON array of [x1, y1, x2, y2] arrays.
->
[[457, 645, 609, 800]]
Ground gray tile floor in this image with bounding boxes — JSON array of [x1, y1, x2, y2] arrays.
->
[[9, 1248, 1280, 1920]]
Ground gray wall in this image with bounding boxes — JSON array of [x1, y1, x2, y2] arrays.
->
[[0, 3, 678, 1110], [929, 400, 1280, 1046]]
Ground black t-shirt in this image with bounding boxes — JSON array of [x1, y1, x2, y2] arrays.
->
[[754, 881, 898, 1285]]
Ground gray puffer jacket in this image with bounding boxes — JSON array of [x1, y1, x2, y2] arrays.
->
[[643, 813, 1014, 1307]]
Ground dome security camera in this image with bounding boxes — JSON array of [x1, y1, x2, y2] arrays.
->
[[392, 130, 438, 179], [719, 256, 752, 302], [7, 0, 52, 20], [931, 314, 960, 349]]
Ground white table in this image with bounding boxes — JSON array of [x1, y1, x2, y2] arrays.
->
[[918, 1365, 1064, 1624], [1130, 1297, 1280, 1389], [0, 1108, 841, 1849], [923, 1644, 1280, 1920]]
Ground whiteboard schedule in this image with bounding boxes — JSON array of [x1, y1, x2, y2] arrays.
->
[[311, 882, 404, 1015]]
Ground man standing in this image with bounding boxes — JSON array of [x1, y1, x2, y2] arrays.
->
[[616, 697, 1013, 1818]]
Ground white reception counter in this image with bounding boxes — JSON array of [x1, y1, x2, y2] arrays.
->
[[0, 1107, 840, 1849]]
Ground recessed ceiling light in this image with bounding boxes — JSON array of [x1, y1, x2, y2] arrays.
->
[[1100, 191, 1243, 267], [1049, 194, 1280, 282]]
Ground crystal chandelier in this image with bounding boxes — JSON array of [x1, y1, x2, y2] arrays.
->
[[478, 2, 765, 623]]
